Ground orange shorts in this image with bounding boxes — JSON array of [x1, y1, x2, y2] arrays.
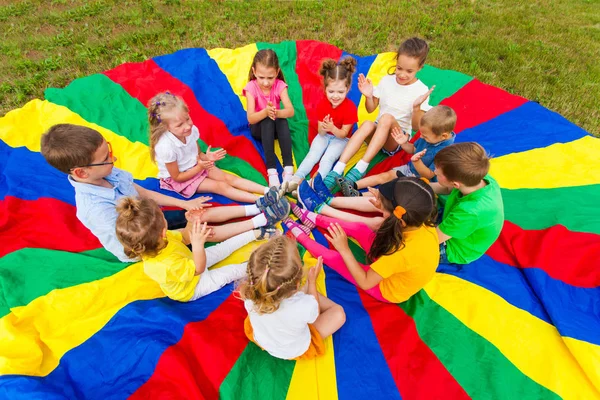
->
[[244, 316, 326, 361]]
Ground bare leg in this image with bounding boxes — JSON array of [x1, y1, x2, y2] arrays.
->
[[311, 293, 345, 339], [208, 219, 255, 242], [199, 177, 260, 203], [328, 197, 381, 213], [362, 114, 400, 162], [337, 121, 377, 164], [208, 167, 267, 195], [320, 204, 384, 231], [197, 205, 248, 223], [355, 170, 397, 190]]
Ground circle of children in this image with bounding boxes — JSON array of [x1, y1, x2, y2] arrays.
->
[[40, 37, 503, 362]]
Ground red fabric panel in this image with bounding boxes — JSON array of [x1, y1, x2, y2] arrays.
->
[[441, 79, 528, 134], [487, 221, 600, 288], [365, 133, 417, 177], [0, 196, 100, 257], [103, 60, 266, 178], [359, 292, 470, 400], [129, 294, 248, 400]]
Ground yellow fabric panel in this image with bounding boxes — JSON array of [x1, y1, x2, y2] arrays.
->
[[207, 43, 258, 111], [344, 143, 369, 174], [0, 263, 163, 377], [564, 336, 600, 392], [0, 99, 157, 180], [490, 136, 600, 189], [357, 52, 396, 126], [286, 236, 338, 400], [273, 139, 298, 169], [424, 273, 600, 400]]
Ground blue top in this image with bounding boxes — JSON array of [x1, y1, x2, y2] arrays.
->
[[69, 168, 139, 262], [408, 132, 456, 180]]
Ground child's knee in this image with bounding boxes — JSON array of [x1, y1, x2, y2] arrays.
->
[[333, 304, 346, 325], [378, 114, 396, 126]]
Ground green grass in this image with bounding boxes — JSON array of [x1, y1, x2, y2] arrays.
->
[[1, 0, 599, 134]]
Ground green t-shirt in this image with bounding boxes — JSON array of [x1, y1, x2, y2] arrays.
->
[[439, 175, 504, 264]]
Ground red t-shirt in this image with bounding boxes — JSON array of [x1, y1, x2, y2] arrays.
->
[[316, 97, 358, 138]]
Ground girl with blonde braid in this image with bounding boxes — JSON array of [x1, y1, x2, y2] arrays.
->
[[238, 236, 346, 360]]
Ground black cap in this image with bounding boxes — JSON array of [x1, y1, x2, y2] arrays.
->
[[378, 178, 399, 208]]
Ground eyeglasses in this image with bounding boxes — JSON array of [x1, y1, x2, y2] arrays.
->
[[71, 142, 115, 170]]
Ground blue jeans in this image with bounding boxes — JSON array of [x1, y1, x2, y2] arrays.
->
[[439, 242, 449, 264], [295, 134, 349, 179]]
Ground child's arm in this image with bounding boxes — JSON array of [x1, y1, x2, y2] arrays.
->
[[245, 92, 270, 124], [275, 88, 295, 119], [410, 150, 436, 180], [190, 220, 213, 275], [165, 160, 212, 183], [412, 86, 435, 131], [436, 227, 452, 244], [306, 257, 323, 309], [321, 115, 352, 139], [358, 73, 379, 113], [134, 183, 213, 211], [391, 127, 415, 154], [429, 182, 452, 195], [325, 223, 383, 291], [197, 144, 227, 162]]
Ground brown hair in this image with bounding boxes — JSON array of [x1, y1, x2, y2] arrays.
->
[[434, 142, 490, 186], [238, 236, 303, 314], [116, 197, 167, 259], [420, 105, 457, 136], [368, 177, 437, 261], [147, 92, 189, 163], [248, 49, 285, 82], [320, 56, 357, 89], [40, 124, 104, 174], [397, 37, 429, 67]]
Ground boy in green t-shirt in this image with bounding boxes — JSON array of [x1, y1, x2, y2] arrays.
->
[[430, 142, 504, 264]]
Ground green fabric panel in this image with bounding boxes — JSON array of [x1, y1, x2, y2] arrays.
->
[[257, 41, 309, 166], [502, 184, 600, 235], [399, 290, 561, 400], [417, 65, 473, 106], [0, 247, 129, 318], [45, 74, 266, 185], [219, 342, 295, 399]]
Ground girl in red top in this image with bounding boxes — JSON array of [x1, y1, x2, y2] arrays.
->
[[290, 57, 358, 190]]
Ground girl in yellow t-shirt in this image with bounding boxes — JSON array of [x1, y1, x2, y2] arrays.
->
[[286, 177, 438, 303], [115, 197, 277, 302]]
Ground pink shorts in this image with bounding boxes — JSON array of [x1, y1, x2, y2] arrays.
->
[[160, 169, 208, 198]]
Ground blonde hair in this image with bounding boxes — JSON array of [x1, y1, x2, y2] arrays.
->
[[238, 236, 303, 314], [115, 197, 167, 259], [420, 105, 457, 136], [147, 92, 189, 163]]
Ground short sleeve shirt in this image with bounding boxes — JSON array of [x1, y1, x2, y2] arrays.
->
[[316, 97, 358, 138], [243, 79, 288, 112], [370, 225, 439, 303], [154, 125, 200, 179], [408, 132, 456, 179], [143, 230, 200, 301]]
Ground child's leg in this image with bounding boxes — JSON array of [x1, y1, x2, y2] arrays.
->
[[294, 134, 329, 180], [355, 170, 397, 190], [317, 137, 346, 178], [362, 114, 399, 162], [336, 121, 377, 165], [311, 293, 345, 339], [208, 167, 268, 195], [190, 262, 247, 300], [205, 230, 256, 267], [208, 218, 255, 242], [319, 204, 384, 232], [313, 214, 375, 251], [254, 118, 278, 170], [199, 177, 260, 203], [196, 205, 257, 223], [275, 118, 294, 168]]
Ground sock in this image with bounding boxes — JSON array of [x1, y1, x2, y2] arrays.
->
[[263, 187, 270, 194], [291, 227, 305, 238], [306, 211, 317, 224], [333, 162, 346, 175], [267, 168, 280, 187], [355, 159, 369, 174], [251, 213, 268, 228], [284, 166, 294, 174], [244, 204, 260, 216]]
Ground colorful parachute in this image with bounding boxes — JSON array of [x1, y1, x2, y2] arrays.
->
[[0, 41, 599, 399]]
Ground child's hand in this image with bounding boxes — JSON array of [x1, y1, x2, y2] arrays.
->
[[205, 145, 227, 162], [307, 256, 323, 284], [411, 149, 427, 162], [266, 101, 277, 120], [184, 196, 213, 211], [317, 121, 327, 135], [367, 187, 383, 211], [190, 220, 212, 248], [197, 159, 215, 172], [413, 86, 435, 109], [322, 116, 335, 133], [358, 73, 374, 97], [185, 208, 206, 222], [324, 223, 350, 252], [391, 126, 410, 145]]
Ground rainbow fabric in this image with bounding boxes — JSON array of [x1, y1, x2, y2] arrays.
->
[[1, 40, 599, 399]]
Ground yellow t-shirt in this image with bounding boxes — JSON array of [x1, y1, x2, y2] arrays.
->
[[370, 225, 439, 303], [143, 230, 199, 302]]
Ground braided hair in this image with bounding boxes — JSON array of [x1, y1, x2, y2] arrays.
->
[[238, 236, 304, 314]]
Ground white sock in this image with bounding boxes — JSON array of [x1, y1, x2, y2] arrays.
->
[[291, 227, 305, 237], [267, 168, 280, 187], [283, 166, 294, 182], [284, 166, 294, 174], [244, 204, 260, 216], [333, 162, 346, 175], [251, 213, 268, 228], [355, 159, 369, 173], [263, 187, 270, 194]]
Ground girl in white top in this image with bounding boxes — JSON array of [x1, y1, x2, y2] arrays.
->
[[238, 236, 346, 360], [323, 37, 435, 191], [148, 92, 269, 203]]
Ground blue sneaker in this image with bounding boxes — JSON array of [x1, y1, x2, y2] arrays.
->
[[312, 174, 333, 204], [298, 180, 324, 212], [345, 167, 365, 183], [264, 197, 290, 225], [323, 170, 341, 192], [256, 186, 280, 211]]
